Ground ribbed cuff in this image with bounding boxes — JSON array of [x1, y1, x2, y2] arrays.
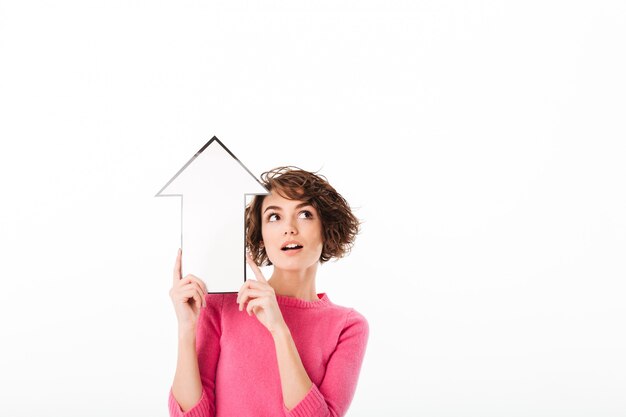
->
[[283, 383, 327, 417], [168, 387, 213, 417]]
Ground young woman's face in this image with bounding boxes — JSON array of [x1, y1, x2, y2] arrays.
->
[[260, 190, 323, 271]]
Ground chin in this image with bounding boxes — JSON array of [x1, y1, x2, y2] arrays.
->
[[269, 254, 318, 271], [272, 260, 311, 271]]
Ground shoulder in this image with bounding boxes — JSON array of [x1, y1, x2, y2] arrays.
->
[[345, 308, 369, 336], [327, 298, 368, 325], [347, 308, 368, 326], [329, 306, 369, 355], [326, 299, 369, 340]]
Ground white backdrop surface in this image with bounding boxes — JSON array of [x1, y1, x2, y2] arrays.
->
[[0, 1, 625, 416]]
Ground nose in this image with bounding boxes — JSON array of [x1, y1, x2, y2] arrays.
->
[[284, 219, 298, 235]]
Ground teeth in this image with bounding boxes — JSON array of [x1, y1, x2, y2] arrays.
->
[[281, 243, 302, 250]]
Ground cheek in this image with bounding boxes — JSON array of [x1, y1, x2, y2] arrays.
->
[[311, 223, 324, 247], [261, 226, 278, 249]]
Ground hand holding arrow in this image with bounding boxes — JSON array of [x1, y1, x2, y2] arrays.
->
[[169, 248, 208, 332], [236, 252, 288, 335]]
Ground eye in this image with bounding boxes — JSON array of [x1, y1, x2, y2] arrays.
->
[[299, 210, 313, 219], [267, 213, 279, 222]]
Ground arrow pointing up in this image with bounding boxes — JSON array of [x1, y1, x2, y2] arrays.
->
[[155, 136, 269, 293]]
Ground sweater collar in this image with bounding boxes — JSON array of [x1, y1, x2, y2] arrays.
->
[[275, 292, 330, 308]]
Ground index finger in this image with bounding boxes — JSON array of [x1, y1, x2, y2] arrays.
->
[[173, 248, 182, 282], [246, 252, 267, 283]]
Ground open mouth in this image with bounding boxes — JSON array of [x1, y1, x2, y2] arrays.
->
[[281, 244, 303, 251]]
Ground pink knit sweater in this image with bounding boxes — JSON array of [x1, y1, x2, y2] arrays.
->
[[168, 292, 369, 417]]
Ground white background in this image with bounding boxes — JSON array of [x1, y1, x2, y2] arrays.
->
[[1, 1, 625, 416]]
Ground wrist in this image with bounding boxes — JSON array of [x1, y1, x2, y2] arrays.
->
[[270, 321, 290, 338], [178, 325, 197, 341]]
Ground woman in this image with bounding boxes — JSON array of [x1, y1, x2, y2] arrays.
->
[[168, 166, 369, 417]]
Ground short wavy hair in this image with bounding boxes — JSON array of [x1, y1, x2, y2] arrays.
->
[[245, 166, 361, 266]]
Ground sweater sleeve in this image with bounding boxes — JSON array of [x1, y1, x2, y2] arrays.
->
[[168, 293, 224, 417], [283, 309, 369, 417]]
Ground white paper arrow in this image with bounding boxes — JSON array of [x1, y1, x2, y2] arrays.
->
[[155, 136, 269, 293]]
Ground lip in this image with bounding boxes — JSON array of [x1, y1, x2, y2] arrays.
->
[[281, 240, 303, 250], [281, 247, 303, 256]]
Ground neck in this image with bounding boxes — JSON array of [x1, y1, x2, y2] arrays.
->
[[268, 262, 319, 302]]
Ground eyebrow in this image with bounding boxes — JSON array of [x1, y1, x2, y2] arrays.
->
[[263, 202, 312, 214]]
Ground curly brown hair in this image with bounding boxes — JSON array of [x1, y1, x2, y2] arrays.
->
[[245, 166, 361, 266]]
